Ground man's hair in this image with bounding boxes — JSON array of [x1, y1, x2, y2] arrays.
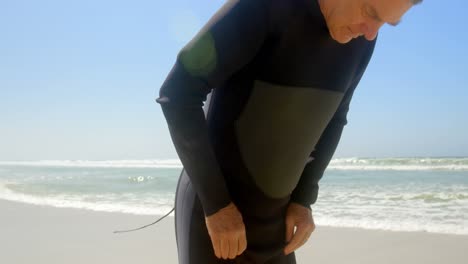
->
[[411, 0, 423, 5]]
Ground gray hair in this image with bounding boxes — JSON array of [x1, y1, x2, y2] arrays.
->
[[411, 0, 423, 5]]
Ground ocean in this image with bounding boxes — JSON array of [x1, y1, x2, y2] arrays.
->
[[1, 157, 467, 235]]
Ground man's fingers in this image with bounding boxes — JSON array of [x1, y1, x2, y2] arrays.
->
[[220, 238, 229, 259], [238, 230, 247, 255], [284, 227, 303, 254], [285, 217, 295, 242], [211, 238, 221, 259], [228, 236, 238, 259], [284, 225, 309, 255]]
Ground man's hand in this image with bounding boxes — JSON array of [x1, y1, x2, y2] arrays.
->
[[284, 202, 315, 255], [205, 202, 247, 260]]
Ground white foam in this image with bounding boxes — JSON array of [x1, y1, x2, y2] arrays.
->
[[0, 181, 174, 216], [328, 157, 468, 171], [2, 157, 468, 170], [2, 180, 467, 235], [314, 183, 468, 236], [0, 159, 183, 169]]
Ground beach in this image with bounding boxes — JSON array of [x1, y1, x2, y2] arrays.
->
[[2, 199, 467, 264]]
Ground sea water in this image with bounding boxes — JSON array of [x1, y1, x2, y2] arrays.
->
[[0, 157, 467, 235]]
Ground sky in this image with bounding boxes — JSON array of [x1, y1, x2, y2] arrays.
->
[[1, 0, 467, 161]]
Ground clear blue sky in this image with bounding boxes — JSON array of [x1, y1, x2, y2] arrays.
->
[[1, 0, 467, 161]]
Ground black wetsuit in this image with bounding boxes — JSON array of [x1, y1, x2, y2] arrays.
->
[[156, 0, 376, 263]]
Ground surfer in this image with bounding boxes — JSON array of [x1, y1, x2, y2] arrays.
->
[[156, 0, 422, 263]]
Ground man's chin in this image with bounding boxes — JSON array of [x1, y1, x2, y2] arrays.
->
[[329, 30, 351, 44], [332, 35, 352, 44]]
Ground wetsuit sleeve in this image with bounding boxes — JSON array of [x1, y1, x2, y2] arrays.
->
[[290, 40, 376, 209], [156, 0, 270, 216]]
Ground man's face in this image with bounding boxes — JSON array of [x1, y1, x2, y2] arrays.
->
[[319, 0, 414, 44]]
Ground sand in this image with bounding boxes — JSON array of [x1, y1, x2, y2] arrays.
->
[[1, 199, 467, 264]]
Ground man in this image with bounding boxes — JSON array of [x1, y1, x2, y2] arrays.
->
[[156, 0, 421, 263]]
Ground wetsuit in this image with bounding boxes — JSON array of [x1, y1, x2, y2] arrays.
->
[[156, 0, 376, 263]]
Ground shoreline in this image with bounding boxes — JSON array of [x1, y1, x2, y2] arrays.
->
[[1, 199, 467, 264]]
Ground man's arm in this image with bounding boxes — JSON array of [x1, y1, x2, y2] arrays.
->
[[290, 40, 377, 208], [157, 0, 270, 217]]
